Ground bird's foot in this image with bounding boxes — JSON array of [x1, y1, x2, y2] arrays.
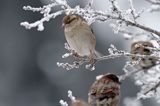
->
[[71, 50, 82, 60], [88, 57, 97, 65]]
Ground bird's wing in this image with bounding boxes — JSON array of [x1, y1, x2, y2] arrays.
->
[[81, 21, 96, 44]]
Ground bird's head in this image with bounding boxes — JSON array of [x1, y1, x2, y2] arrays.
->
[[131, 41, 153, 55], [62, 15, 81, 27], [102, 73, 120, 84]]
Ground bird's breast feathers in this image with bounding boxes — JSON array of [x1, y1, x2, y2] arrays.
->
[[64, 23, 96, 56]]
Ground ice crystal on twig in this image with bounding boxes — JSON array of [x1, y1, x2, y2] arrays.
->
[[134, 65, 160, 102], [59, 90, 77, 106], [57, 43, 88, 70], [85, 64, 95, 71], [60, 100, 68, 106], [120, 60, 142, 81], [68, 90, 76, 102], [108, 44, 125, 55], [57, 62, 80, 70], [60, 90, 90, 106]]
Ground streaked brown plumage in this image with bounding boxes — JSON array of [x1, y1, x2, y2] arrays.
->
[[131, 41, 156, 69], [88, 73, 120, 106]]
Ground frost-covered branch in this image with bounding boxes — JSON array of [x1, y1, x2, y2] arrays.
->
[[120, 60, 142, 81], [60, 100, 68, 106], [20, 0, 70, 31], [21, 0, 160, 36], [59, 90, 76, 106], [144, 81, 160, 95], [128, 0, 138, 22], [110, 24, 151, 40], [134, 66, 160, 103], [57, 43, 160, 71], [60, 90, 90, 106]]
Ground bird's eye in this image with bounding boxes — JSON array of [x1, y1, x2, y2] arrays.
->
[[98, 95, 108, 101], [70, 17, 77, 22], [143, 48, 150, 53], [134, 46, 140, 50]]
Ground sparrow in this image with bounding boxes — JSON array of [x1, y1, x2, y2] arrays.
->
[[62, 15, 101, 63], [88, 73, 121, 106], [131, 41, 157, 69]]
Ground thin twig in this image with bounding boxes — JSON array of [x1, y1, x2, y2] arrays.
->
[[144, 81, 160, 95], [96, 53, 160, 62], [119, 69, 142, 82]]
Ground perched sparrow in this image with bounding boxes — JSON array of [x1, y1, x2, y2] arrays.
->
[[71, 100, 91, 106], [88, 73, 120, 106], [62, 15, 101, 62], [131, 41, 157, 69]]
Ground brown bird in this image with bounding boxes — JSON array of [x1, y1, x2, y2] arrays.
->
[[88, 73, 121, 106], [131, 41, 157, 69], [62, 15, 101, 62]]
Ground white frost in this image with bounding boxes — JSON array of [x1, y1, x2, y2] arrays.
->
[[59, 100, 68, 106], [124, 97, 143, 106]]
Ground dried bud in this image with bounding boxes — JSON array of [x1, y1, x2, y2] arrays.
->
[[131, 41, 156, 69], [88, 73, 120, 106], [71, 100, 90, 106]]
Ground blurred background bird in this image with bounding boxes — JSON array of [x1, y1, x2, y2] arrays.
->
[[88, 73, 121, 106], [130, 41, 157, 69], [62, 15, 101, 62]]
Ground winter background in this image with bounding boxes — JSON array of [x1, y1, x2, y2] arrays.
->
[[0, 0, 160, 106]]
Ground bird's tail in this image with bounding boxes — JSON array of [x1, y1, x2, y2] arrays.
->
[[93, 50, 103, 58]]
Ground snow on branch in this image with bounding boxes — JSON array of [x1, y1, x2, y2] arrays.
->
[[57, 43, 160, 71], [134, 66, 160, 103], [120, 61, 160, 103], [59, 90, 76, 106], [110, 23, 151, 40], [20, 0, 160, 36], [59, 90, 90, 106], [60, 100, 68, 106]]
